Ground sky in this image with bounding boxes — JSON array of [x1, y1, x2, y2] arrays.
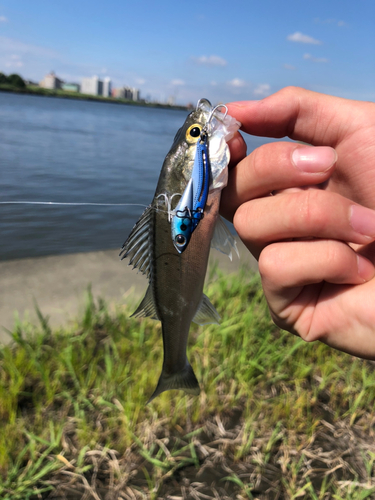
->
[[0, 0, 374, 105]]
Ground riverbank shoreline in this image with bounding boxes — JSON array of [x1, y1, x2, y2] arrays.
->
[[0, 241, 257, 343], [0, 86, 189, 111]]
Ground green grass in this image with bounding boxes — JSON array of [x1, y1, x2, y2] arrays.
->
[[1, 268, 375, 499]]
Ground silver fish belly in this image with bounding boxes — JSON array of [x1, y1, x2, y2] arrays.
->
[[120, 99, 240, 402]]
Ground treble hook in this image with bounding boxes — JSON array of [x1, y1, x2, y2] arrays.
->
[[196, 99, 228, 122], [208, 104, 228, 123], [196, 98, 211, 110], [201, 103, 228, 138]]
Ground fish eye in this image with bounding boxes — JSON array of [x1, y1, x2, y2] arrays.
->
[[175, 234, 186, 246], [189, 127, 200, 137], [186, 124, 202, 143]]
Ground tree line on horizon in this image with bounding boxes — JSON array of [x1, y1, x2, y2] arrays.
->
[[0, 72, 26, 88]]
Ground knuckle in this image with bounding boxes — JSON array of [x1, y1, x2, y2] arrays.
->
[[258, 244, 284, 281], [324, 244, 340, 268], [276, 85, 300, 99], [233, 203, 251, 235], [248, 144, 270, 184], [250, 145, 267, 181], [234, 200, 270, 249], [250, 142, 290, 181], [288, 190, 326, 234], [322, 241, 347, 277]]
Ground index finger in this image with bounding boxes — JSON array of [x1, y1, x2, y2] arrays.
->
[[226, 86, 369, 147]]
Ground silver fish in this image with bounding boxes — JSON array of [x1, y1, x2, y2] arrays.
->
[[120, 99, 240, 402]]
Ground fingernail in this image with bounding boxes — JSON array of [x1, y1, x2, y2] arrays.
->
[[357, 254, 375, 282], [350, 205, 375, 238], [292, 146, 337, 173]]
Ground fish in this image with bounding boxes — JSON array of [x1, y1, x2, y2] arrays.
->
[[120, 98, 240, 403]]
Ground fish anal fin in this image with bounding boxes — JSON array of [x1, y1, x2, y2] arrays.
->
[[131, 285, 159, 320], [192, 294, 220, 326], [147, 363, 200, 404]]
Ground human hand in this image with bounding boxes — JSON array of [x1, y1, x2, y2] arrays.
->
[[222, 87, 375, 359]]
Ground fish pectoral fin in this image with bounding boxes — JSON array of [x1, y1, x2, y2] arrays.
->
[[211, 216, 239, 262], [131, 285, 159, 320], [147, 363, 200, 404], [192, 294, 220, 326], [119, 205, 153, 278]]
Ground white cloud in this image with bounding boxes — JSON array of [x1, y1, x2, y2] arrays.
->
[[192, 55, 227, 67], [303, 53, 329, 63], [287, 32, 322, 45], [228, 78, 246, 88], [210, 81, 217, 86], [0, 15, 8, 23], [314, 18, 347, 27], [5, 54, 23, 68], [283, 63, 296, 70], [253, 83, 271, 97], [171, 79, 185, 85], [0, 36, 66, 82], [5, 61, 23, 68], [136, 78, 146, 85], [0, 36, 59, 58]]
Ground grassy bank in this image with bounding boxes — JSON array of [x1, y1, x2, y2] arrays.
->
[[0, 84, 188, 110], [1, 268, 375, 499]]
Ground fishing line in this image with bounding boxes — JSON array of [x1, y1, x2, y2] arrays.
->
[[0, 200, 171, 215], [0, 201, 148, 207]]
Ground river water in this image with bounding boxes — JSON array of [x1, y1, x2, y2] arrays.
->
[[0, 92, 274, 261]]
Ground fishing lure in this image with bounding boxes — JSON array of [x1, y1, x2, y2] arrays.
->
[[171, 104, 227, 253]]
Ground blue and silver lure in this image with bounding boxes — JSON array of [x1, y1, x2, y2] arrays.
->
[[171, 105, 227, 253]]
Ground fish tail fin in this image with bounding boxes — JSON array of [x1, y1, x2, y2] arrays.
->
[[147, 363, 200, 404]]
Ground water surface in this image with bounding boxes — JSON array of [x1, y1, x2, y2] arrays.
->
[[0, 92, 275, 261]]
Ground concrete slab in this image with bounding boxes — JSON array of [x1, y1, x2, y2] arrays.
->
[[0, 239, 257, 343]]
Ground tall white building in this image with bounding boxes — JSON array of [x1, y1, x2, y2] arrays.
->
[[103, 77, 112, 97], [81, 76, 104, 96], [132, 87, 140, 101]]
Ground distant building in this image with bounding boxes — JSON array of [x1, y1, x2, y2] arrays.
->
[[81, 76, 104, 96], [132, 87, 140, 101], [24, 79, 39, 86], [61, 83, 80, 92], [113, 86, 140, 101], [112, 88, 122, 98], [102, 77, 112, 98], [39, 71, 63, 90]]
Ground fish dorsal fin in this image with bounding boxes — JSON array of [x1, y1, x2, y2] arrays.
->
[[131, 284, 159, 320], [211, 216, 239, 262], [192, 294, 220, 325], [120, 206, 153, 278]]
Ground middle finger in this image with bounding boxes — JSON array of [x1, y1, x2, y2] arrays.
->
[[221, 142, 337, 221]]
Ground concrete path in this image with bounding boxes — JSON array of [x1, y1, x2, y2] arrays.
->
[[0, 240, 257, 343]]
